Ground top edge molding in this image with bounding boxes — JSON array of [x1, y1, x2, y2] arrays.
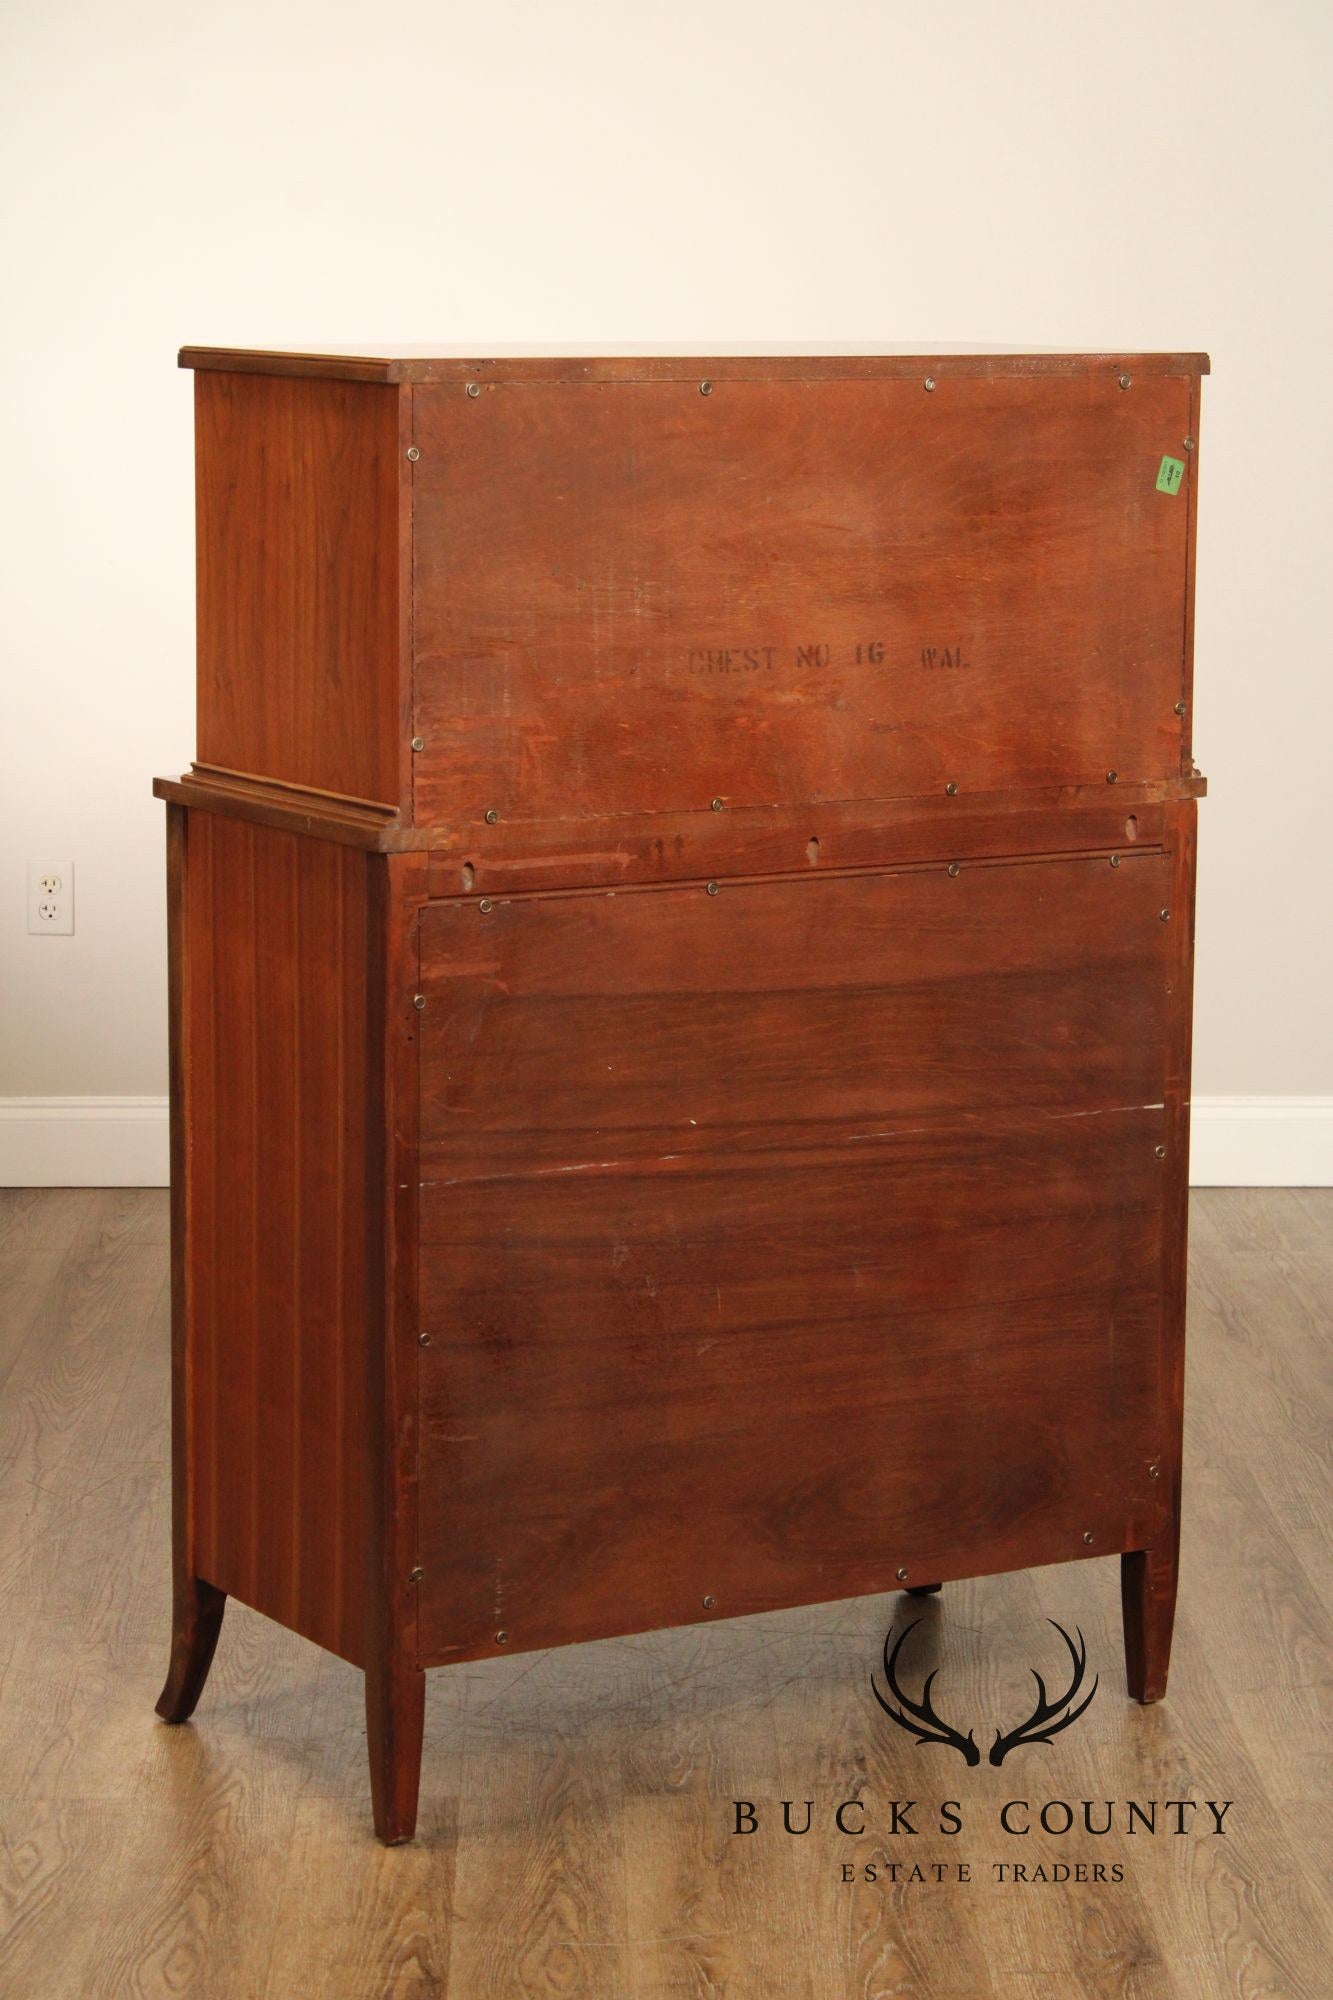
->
[[179, 346, 1211, 386]]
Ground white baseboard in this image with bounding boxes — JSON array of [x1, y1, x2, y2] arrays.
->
[[1188, 1095, 1333, 1188], [0, 1094, 1330, 1191], [0, 1097, 170, 1188]]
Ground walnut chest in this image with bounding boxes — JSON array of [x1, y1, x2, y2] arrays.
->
[[154, 347, 1207, 1841]]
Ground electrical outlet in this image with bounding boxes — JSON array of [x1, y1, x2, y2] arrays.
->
[[27, 860, 74, 935]]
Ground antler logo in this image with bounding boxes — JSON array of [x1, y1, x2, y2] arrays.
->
[[871, 1619, 1099, 1766], [871, 1620, 981, 1765], [988, 1622, 1099, 1765]]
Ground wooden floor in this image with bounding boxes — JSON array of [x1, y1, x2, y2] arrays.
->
[[0, 1188, 1328, 1999]]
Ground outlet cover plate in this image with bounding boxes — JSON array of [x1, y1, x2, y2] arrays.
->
[[27, 860, 74, 935]]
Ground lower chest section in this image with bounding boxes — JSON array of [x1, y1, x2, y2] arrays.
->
[[411, 849, 1178, 1662]]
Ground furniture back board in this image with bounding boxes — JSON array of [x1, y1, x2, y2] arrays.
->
[[156, 347, 1206, 1841]]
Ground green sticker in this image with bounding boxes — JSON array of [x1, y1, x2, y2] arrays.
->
[[1156, 455, 1185, 496]]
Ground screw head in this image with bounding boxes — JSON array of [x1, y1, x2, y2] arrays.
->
[[705, 880, 719, 896], [1082, 1531, 1094, 1545], [495, 1629, 509, 1644], [923, 377, 936, 392], [702, 1594, 716, 1609], [484, 807, 499, 824], [405, 445, 420, 462], [896, 1566, 909, 1581], [699, 380, 713, 396], [412, 994, 426, 1010], [1106, 770, 1118, 784], [1174, 700, 1187, 715], [710, 796, 724, 812], [947, 862, 960, 878], [411, 735, 425, 751], [1109, 853, 1120, 868], [1159, 908, 1171, 922], [465, 382, 481, 398], [1118, 374, 1132, 390], [409, 1566, 423, 1583], [1155, 1144, 1167, 1158], [945, 781, 958, 796], [1184, 437, 1196, 451], [478, 898, 494, 914]]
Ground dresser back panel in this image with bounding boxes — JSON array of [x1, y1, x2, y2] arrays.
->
[[413, 855, 1173, 1663], [411, 371, 1195, 826]]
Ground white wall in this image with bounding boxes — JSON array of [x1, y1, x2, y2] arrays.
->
[[2, 0, 1330, 1181]]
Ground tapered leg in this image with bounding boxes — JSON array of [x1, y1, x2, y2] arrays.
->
[[906, 1582, 943, 1597], [1121, 1540, 1178, 1703], [155, 1577, 227, 1722], [366, 1652, 426, 1844]]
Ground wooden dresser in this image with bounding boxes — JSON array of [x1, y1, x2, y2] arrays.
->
[[154, 347, 1207, 1842]]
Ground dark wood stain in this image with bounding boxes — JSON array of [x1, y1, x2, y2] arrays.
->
[[412, 372, 1195, 824], [193, 371, 406, 808], [417, 854, 1172, 1172], [157, 348, 1206, 1841], [179, 345, 1211, 385], [169, 811, 373, 1667], [412, 856, 1171, 1661]]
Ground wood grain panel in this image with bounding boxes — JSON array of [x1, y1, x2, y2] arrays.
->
[[180, 345, 1210, 385], [412, 372, 1194, 823], [181, 811, 372, 1664], [417, 1120, 1168, 1662], [194, 371, 407, 808], [150, 765, 1198, 861], [414, 855, 1173, 1663], [422, 791, 1178, 897], [418, 853, 1172, 1177]]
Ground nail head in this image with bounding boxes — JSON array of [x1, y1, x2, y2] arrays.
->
[[410, 735, 425, 751], [1155, 1144, 1167, 1158], [945, 781, 958, 796], [478, 898, 494, 914], [699, 380, 713, 396], [947, 862, 960, 878], [1106, 770, 1118, 784], [1082, 1531, 1094, 1545], [923, 377, 936, 392], [1118, 374, 1132, 390], [465, 382, 481, 398], [710, 797, 724, 812], [405, 445, 420, 462], [484, 807, 499, 824], [495, 1629, 509, 1644], [409, 1566, 423, 1582], [702, 1594, 716, 1608], [412, 994, 426, 1010], [1109, 853, 1120, 867], [896, 1566, 909, 1580], [705, 880, 719, 896], [1174, 700, 1187, 715]]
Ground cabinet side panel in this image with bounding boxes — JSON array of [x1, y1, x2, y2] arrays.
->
[[181, 811, 372, 1664], [194, 372, 406, 808]]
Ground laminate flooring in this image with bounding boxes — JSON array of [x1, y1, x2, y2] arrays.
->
[[0, 1188, 1328, 1998]]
